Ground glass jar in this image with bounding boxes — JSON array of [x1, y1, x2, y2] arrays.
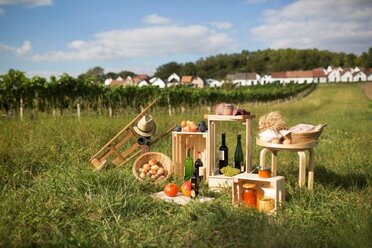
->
[[243, 183, 256, 208], [258, 197, 275, 213], [258, 166, 271, 178]]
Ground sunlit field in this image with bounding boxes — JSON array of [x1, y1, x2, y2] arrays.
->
[[0, 84, 371, 247]]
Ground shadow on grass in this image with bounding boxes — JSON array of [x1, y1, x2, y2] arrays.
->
[[315, 165, 368, 189]]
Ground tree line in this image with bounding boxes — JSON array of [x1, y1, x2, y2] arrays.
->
[[152, 48, 372, 80], [0, 69, 312, 119], [77, 48, 372, 83]]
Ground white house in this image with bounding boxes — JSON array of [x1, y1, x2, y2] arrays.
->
[[352, 71, 367, 82], [192, 76, 205, 88], [326, 66, 333, 73], [312, 69, 327, 83], [138, 79, 150, 87], [167, 73, 180, 87], [150, 77, 166, 88], [327, 69, 341, 82], [233, 73, 261, 86], [286, 71, 314, 84], [259, 75, 272, 85], [354, 66, 360, 72], [104, 78, 113, 86], [340, 69, 353, 82], [206, 78, 222, 87], [367, 71, 372, 81]]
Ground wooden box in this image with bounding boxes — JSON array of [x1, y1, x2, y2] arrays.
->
[[208, 175, 234, 190], [232, 173, 285, 211], [172, 132, 207, 179]]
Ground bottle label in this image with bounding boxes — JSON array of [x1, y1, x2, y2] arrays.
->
[[240, 164, 245, 172], [199, 166, 204, 176], [219, 151, 225, 160]]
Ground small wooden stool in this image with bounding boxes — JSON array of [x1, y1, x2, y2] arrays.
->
[[256, 139, 318, 190]]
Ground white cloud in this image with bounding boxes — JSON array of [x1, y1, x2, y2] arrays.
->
[[251, 0, 372, 54], [0, 0, 52, 7], [32, 25, 234, 61], [0, 41, 32, 55], [211, 22, 233, 30], [143, 14, 170, 25]]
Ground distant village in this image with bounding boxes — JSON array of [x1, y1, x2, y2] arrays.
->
[[104, 66, 372, 88]]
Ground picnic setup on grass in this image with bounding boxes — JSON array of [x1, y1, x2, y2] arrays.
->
[[90, 99, 326, 213]]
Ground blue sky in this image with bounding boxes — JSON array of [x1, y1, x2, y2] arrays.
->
[[0, 0, 371, 78]]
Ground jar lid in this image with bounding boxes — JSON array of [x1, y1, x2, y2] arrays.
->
[[259, 196, 273, 201], [243, 183, 255, 189]]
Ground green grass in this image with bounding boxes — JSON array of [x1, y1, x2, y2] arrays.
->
[[0, 84, 371, 247]]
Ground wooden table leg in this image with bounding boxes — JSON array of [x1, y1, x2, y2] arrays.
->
[[298, 151, 306, 187], [308, 149, 315, 190], [271, 151, 278, 176]]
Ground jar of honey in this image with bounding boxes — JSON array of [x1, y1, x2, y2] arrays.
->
[[258, 166, 271, 178], [243, 183, 256, 208]]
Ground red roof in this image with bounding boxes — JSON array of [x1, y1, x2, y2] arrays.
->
[[286, 70, 313, 78], [312, 69, 326, 77], [181, 76, 193, 84], [133, 74, 149, 84], [271, 72, 287, 78]]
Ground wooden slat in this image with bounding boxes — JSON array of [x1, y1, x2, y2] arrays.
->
[[117, 149, 142, 167], [90, 99, 157, 160], [112, 143, 141, 165], [112, 147, 125, 163], [95, 131, 135, 162]]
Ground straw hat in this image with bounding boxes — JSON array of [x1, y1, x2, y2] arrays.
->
[[133, 114, 156, 137]]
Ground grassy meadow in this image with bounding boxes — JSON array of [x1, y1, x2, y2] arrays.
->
[[0, 84, 371, 247]]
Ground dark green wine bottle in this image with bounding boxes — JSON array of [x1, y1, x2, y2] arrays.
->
[[234, 134, 244, 173]]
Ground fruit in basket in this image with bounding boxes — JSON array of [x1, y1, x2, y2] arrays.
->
[[137, 158, 168, 181], [181, 120, 187, 127], [181, 180, 192, 197], [164, 183, 179, 197]]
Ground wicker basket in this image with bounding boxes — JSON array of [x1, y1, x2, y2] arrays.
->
[[289, 124, 326, 144], [132, 152, 173, 181]]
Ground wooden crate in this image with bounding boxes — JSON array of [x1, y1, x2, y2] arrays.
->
[[205, 114, 255, 183], [232, 173, 285, 211], [208, 175, 233, 190], [172, 132, 207, 179]]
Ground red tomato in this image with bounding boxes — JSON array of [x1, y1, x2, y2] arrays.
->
[[164, 183, 179, 197], [181, 180, 191, 197]]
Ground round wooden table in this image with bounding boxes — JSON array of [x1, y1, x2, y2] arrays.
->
[[256, 138, 318, 190]]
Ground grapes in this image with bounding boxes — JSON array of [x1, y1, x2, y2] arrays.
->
[[198, 121, 208, 132], [221, 166, 240, 177], [174, 125, 182, 132]]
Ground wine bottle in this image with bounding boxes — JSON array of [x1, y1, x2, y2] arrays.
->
[[195, 151, 203, 181], [234, 134, 244, 173], [184, 149, 193, 180], [218, 133, 228, 174], [190, 162, 199, 198]]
